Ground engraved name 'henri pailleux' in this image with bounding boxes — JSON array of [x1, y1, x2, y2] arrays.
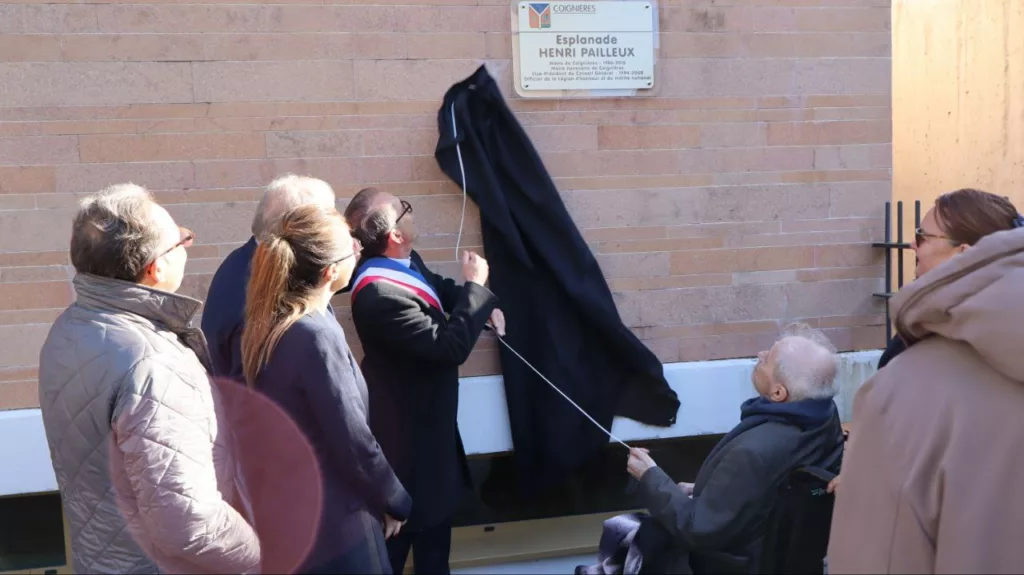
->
[[539, 34, 636, 58]]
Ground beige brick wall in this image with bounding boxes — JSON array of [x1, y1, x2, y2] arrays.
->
[[0, 0, 892, 410]]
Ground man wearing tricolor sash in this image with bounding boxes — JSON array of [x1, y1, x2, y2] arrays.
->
[[345, 187, 504, 575]]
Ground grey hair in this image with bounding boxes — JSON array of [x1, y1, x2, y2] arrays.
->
[[772, 323, 839, 401], [70, 183, 162, 282], [343, 187, 392, 256], [251, 173, 336, 239], [358, 202, 397, 258], [343, 187, 384, 232]]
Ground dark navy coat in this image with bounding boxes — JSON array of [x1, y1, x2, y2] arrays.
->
[[201, 236, 256, 381]]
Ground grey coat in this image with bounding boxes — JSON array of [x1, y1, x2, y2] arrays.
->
[[38, 274, 261, 574]]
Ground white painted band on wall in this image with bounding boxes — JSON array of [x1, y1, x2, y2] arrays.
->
[[0, 408, 57, 497], [0, 350, 880, 498], [458, 350, 880, 454]]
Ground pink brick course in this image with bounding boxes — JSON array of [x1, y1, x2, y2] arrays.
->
[[0, 0, 891, 409]]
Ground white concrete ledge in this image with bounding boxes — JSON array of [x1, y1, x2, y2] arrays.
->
[[0, 351, 880, 498], [0, 408, 59, 497], [457, 350, 880, 455]]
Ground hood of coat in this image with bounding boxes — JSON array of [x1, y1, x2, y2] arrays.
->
[[892, 227, 1024, 382]]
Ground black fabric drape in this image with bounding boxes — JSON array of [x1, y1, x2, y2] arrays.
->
[[434, 65, 680, 496]]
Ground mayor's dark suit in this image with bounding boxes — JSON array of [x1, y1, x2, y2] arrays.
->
[[350, 251, 498, 574]]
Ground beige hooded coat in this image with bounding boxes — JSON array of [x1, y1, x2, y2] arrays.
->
[[828, 227, 1024, 573]]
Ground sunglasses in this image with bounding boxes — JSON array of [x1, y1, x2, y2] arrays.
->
[[154, 227, 195, 261], [914, 227, 958, 246]]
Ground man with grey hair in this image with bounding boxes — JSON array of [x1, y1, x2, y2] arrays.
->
[[758, 324, 840, 402], [202, 173, 336, 379], [38, 183, 260, 574], [621, 324, 844, 573]]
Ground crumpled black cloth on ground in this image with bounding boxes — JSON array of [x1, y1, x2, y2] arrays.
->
[[576, 512, 683, 575], [576, 513, 645, 575]]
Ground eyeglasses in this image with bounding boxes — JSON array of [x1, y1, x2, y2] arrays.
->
[[331, 236, 362, 265], [154, 227, 194, 262], [395, 200, 412, 225], [914, 227, 959, 246]]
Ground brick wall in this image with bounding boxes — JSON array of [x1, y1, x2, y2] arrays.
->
[[0, 0, 892, 410]]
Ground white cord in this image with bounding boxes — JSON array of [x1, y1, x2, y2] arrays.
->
[[450, 102, 469, 262], [494, 332, 632, 450]]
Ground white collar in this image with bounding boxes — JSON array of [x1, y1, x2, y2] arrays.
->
[[388, 257, 412, 268]]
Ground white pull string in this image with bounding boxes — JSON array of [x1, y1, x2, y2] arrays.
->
[[450, 102, 469, 262], [451, 101, 632, 451], [493, 331, 632, 450]]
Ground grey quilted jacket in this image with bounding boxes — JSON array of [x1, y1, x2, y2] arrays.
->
[[38, 273, 261, 574]]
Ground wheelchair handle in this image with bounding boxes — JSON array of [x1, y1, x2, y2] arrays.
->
[[794, 466, 837, 483]]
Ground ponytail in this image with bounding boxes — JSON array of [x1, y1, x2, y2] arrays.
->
[[242, 236, 306, 386], [241, 203, 350, 386]]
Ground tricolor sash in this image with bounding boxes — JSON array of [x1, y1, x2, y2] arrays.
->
[[351, 257, 443, 311]]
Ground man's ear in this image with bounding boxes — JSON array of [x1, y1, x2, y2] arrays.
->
[[389, 227, 404, 245], [139, 259, 160, 287], [772, 383, 789, 403]]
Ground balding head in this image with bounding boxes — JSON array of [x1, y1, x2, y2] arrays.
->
[[70, 183, 162, 282], [343, 187, 385, 232], [343, 188, 418, 258], [251, 174, 336, 240], [753, 324, 839, 403]]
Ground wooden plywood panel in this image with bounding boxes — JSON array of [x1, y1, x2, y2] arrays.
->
[[442, 511, 616, 573], [893, 0, 1024, 262]]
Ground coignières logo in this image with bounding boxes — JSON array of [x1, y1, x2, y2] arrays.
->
[[527, 2, 597, 29]]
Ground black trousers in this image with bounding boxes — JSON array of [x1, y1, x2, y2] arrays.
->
[[386, 519, 452, 575]]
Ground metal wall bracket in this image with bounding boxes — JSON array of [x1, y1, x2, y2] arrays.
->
[[871, 200, 921, 343]]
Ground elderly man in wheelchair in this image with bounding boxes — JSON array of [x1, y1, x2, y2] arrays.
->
[[580, 324, 845, 575]]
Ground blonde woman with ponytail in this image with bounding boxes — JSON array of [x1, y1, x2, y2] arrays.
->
[[241, 203, 411, 575]]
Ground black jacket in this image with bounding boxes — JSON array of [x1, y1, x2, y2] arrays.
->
[[252, 310, 411, 573], [435, 65, 680, 495], [877, 333, 908, 369], [636, 397, 844, 574], [350, 252, 498, 530], [201, 236, 255, 380]]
